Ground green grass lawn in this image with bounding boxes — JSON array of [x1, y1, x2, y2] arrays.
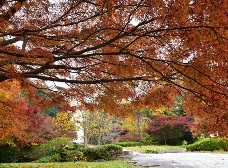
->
[[125, 145, 184, 153], [0, 161, 135, 168], [125, 145, 228, 154]]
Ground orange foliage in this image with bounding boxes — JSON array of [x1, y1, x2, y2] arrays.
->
[[0, 79, 73, 145], [0, 80, 31, 143], [0, 0, 227, 137]]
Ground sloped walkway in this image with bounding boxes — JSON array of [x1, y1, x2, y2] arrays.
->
[[130, 151, 228, 168]]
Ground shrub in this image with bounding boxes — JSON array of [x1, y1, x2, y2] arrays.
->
[[82, 147, 99, 161], [97, 144, 122, 160], [187, 138, 228, 151], [82, 144, 122, 161], [37, 143, 85, 162], [68, 150, 84, 162], [29, 137, 75, 162], [145, 149, 158, 154], [38, 156, 54, 163], [0, 144, 19, 163], [182, 140, 188, 147], [28, 144, 48, 161], [142, 133, 157, 145], [114, 141, 139, 147], [32, 139, 123, 162], [44, 138, 74, 151], [73, 143, 85, 150]]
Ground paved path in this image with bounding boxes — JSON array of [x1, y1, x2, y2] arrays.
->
[[131, 152, 228, 168]]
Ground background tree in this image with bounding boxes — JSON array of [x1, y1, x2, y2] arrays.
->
[[80, 110, 117, 145], [52, 111, 78, 139], [0, 79, 73, 146], [115, 109, 153, 143], [115, 117, 139, 142], [145, 115, 193, 145], [0, 80, 31, 145], [0, 0, 227, 136]]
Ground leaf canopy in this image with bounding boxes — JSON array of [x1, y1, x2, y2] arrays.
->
[[0, 0, 227, 136]]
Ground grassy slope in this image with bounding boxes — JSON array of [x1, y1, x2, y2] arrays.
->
[[125, 145, 184, 153], [0, 161, 135, 168]]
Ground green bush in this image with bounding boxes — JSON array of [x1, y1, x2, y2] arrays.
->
[[28, 144, 48, 161], [187, 138, 228, 151], [66, 150, 84, 162], [31, 139, 122, 162], [38, 156, 54, 163], [82, 147, 99, 161], [73, 143, 85, 150], [37, 144, 85, 162], [38, 154, 62, 163], [97, 144, 122, 160], [145, 149, 158, 154], [114, 141, 139, 147], [142, 133, 157, 145], [29, 138, 75, 162], [82, 144, 123, 161], [0, 144, 19, 163]]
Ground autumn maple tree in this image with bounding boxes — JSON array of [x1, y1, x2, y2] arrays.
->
[[145, 115, 193, 145], [0, 0, 227, 136], [0, 79, 74, 146]]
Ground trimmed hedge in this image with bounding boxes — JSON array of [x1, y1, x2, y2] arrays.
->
[[83, 144, 123, 161], [35, 141, 122, 162], [97, 144, 123, 160], [21, 137, 123, 163], [187, 138, 228, 151], [82, 148, 99, 161], [114, 141, 139, 147]]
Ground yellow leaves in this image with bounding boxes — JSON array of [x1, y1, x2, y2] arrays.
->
[[0, 137, 17, 146], [52, 111, 78, 137], [0, 92, 7, 99], [152, 107, 167, 115], [121, 117, 138, 131]]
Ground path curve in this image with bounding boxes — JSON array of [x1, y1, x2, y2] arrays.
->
[[131, 151, 228, 168]]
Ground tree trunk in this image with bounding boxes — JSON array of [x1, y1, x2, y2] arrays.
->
[[83, 116, 88, 147], [137, 110, 142, 148]]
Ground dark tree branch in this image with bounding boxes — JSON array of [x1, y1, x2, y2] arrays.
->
[[0, 37, 21, 46]]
